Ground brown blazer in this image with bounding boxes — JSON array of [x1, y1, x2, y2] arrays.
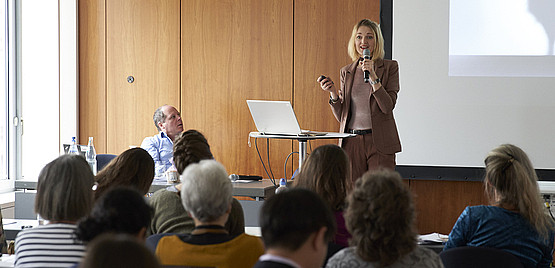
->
[[329, 59, 401, 154]]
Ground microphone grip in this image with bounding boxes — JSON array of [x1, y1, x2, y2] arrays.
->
[[362, 55, 371, 83], [364, 70, 370, 83]]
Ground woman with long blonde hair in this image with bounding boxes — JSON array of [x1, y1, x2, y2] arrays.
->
[[444, 144, 554, 267]]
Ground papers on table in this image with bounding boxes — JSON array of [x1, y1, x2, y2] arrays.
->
[[418, 233, 449, 244]]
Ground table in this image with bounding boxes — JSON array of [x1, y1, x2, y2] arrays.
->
[[150, 178, 277, 201], [3, 219, 40, 240], [14, 179, 278, 226], [17, 178, 277, 201], [249, 132, 355, 168]]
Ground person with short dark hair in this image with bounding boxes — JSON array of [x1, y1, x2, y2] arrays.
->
[[444, 144, 555, 267], [148, 129, 244, 235], [80, 234, 160, 268], [15, 155, 94, 267], [94, 147, 154, 200], [326, 170, 442, 267], [147, 160, 263, 267], [76, 187, 153, 243], [141, 105, 184, 176], [254, 188, 336, 268]]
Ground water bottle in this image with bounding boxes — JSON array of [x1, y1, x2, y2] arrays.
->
[[68, 137, 80, 155], [85, 137, 97, 175], [275, 178, 287, 194]]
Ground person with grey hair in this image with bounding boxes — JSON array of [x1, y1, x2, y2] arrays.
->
[[146, 160, 264, 267], [141, 105, 184, 176], [15, 155, 95, 267]]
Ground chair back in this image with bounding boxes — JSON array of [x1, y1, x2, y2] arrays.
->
[[96, 154, 117, 172], [440, 246, 525, 268]]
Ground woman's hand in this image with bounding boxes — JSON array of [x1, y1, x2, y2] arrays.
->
[[360, 58, 375, 76], [317, 75, 338, 99]]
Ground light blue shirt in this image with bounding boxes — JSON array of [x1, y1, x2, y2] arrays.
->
[[141, 132, 174, 176], [444, 205, 554, 268]]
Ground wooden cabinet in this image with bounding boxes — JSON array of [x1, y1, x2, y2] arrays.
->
[[180, 0, 294, 177], [80, 0, 180, 154], [106, 0, 180, 153], [79, 0, 106, 152]]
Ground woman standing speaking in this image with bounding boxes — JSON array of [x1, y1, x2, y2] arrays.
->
[[318, 19, 401, 182]]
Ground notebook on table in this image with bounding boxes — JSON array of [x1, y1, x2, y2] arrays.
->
[[246, 100, 327, 136]]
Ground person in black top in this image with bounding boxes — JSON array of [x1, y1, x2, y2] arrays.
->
[[253, 188, 337, 268]]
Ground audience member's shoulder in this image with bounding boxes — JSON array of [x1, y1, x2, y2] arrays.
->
[[141, 134, 159, 147], [145, 233, 180, 252], [466, 205, 506, 216], [18, 223, 75, 237], [238, 233, 263, 243], [326, 247, 361, 267], [402, 246, 443, 268], [150, 188, 179, 202], [235, 233, 264, 251]]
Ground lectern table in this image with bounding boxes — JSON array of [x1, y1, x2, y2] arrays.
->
[[249, 132, 355, 168]]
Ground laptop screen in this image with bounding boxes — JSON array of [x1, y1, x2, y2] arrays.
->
[[246, 100, 302, 135]]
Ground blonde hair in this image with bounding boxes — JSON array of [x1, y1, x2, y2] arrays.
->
[[484, 144, 554, 239], [347, 19, 385, 62]]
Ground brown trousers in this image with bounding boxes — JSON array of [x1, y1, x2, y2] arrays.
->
[[342, 132, 396, 183]]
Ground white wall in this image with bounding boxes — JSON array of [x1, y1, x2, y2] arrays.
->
[[393, 0, 555, 168]]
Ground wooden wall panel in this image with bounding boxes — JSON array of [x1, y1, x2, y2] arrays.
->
[[181, 0, 294, 178], [293, 0, 380, 167], [106, 0, 181, 154], [79, 0, 106, 153], [410, 180, 488, 234]]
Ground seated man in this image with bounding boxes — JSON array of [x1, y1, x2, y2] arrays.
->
[[254, 188, 337, 268], [141, 105, 183, 176], [146, 160, 263, 267]]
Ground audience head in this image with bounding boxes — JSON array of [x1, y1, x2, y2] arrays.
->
[[173, 129, 214, 175], [76, 187, 153, 243], [35, 154, 94, 222], [345, 169, 416, 266], [294, 144, 351, 211], [348, 18, 385, 62], [80, 233, 160, 268], [94, 148, 154, 200], [260, 188, 336, 267], [153, 105, 183, 140], [180, 160, 232, 223], [484, 144, 553, 238]]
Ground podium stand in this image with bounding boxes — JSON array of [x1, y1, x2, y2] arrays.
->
[[249, 132, 355, 168]]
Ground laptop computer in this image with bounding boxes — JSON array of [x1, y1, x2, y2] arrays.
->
[[246, 100, 327, 136]]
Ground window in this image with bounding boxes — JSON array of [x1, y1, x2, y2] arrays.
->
[[0, 0, 8, 182], [20, 0, 60, 181]]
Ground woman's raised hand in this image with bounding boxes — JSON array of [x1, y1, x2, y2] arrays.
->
[[317, 75, 338, 97]]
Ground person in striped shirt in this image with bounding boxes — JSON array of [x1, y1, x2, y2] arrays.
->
[[15, 155, 95, 267]]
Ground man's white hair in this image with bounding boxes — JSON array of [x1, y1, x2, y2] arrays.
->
[[181, 159, 232, 222]]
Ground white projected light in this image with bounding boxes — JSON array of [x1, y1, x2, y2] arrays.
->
[[393, 0, 555, 169], [449, 0, 555, 77]]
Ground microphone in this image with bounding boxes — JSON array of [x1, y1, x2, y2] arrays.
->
[[363, 49, 371, 83]]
